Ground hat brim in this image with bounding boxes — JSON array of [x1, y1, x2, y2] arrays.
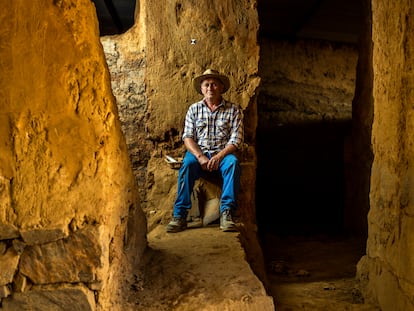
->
[[193, 73, 230, 94]]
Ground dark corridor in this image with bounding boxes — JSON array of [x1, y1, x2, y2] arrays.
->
[[256, 0, 362, 237], [255, 2, 368, 307], [256, 121, 351, 235]]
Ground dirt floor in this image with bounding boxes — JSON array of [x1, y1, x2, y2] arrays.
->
[[127, 221, 381, 311], [260, 233, 381, 310]]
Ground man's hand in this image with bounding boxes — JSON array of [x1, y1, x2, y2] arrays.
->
[[206, 154, 223, 171], [197, 154, 210, 171], [197, 154, 221, 171]]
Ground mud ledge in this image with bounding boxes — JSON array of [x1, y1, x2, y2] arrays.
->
[[128, 224, 275, 311]]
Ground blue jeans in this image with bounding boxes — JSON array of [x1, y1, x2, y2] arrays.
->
[[173, 151, 241, 218]]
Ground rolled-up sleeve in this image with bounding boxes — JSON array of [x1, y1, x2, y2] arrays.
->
[[182, 106, 196, 140], [227, 106, 244, 149]]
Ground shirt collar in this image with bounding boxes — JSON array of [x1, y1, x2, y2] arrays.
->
[[202, 98, 225, 107]]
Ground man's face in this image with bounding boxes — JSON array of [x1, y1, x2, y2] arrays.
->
[[201, 78, 224, 100]]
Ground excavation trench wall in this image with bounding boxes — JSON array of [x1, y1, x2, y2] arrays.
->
[[3, 0, 414, 310], [101, 0, 262, 272], [357, 1, 414, 310], [0, 1, 147, 310]]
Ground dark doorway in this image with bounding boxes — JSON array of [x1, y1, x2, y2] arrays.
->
[[91, 0, 136, 35], [256, 0, 368, 307], [256, 121, 350, 235], [256, 0, 362, 237]]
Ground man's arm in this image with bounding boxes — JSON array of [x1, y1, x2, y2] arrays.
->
[[183, 137, 209, 169], [215, 144, 237, 160]]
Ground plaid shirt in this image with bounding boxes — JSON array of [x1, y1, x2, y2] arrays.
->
[[182, 99, 244, 154]]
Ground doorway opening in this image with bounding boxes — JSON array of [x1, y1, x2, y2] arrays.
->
[[256, 120, 350, 235], [91, 0, 136, 35], [256, 0, 369, 308]]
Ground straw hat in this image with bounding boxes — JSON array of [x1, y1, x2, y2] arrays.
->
[[193, 69, 230, 94]]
